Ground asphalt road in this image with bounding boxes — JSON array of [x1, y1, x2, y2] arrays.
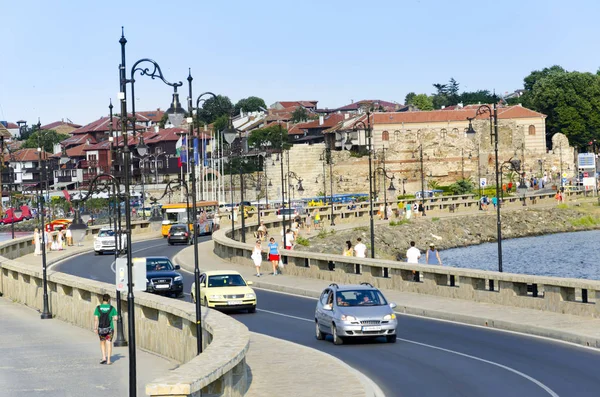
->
[[54, 239, 600, 397]]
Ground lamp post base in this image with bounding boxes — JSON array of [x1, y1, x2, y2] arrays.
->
[[114, 339, 128, 347], [40, 312, 53, 320]]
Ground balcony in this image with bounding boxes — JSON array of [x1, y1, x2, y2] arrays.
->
[[57, 176, 74, 183]]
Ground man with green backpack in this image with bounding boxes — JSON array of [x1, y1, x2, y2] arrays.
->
[[93, 294, 118, 365]]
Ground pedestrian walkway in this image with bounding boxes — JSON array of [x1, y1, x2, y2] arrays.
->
[[0, 233, 178, 397], [176, 241, 600, 349], [0, 297, 177, 397]]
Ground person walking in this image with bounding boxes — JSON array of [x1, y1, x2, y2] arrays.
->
[[33, 228, 41, 256], [305, 211, 312, 234], [93, 293, 118, 365], [354, 238, 367, 258], [284, 228, 295, 250], [413, 202, 419, 218], [251, 240, 263, 277], [406, 241, 421, 264], [426, 243, 442, 265], [314, 211, 321, 230], [45, 229, 52, 252], [342, 240, 354, 256], [405, 202, 412, 220], [267, 237, 280, 275], [65, 227, 73, 246]]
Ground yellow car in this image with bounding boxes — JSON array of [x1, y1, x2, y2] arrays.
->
[[190, 270, 256, 313]]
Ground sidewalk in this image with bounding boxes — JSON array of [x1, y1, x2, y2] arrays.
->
[[176, 241, 600, 349], [0, 232, 177, 397], [0, 297, 177, 397]]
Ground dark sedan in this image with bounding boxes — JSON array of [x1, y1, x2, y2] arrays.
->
[[167, 224, 192, 245], [144, 256, 184, 298]]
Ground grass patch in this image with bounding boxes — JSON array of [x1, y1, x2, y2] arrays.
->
[[432, 217, 440, 222], [570, 215, 600, 227], [295, 236, 310, 246], [353, 226, 369, 232], [389, 219, 410, 226], [557, 203, 569, 210]]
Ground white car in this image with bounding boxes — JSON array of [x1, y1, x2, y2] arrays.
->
[[94, 228, 127, 255]]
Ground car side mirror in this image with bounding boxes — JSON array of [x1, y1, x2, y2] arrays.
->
[[323, 304, 332, 311], [389, 302, 397, 309], [247, 281, 254, 285], [174, 265, 181, 270], [200, 283, 205, 288]]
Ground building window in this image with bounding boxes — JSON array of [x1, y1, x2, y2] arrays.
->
[[72, 170, 77, 177], [382, 130, 389, 141], [441, 129, 447, 139], [157, 160, 164, 169], [529, 125, 536, 135]]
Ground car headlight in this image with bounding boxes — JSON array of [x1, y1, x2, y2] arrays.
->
[[174, 275, 183, 282], [209, 295, 223, 299], [245, 293, 256, 299], [341, 315, 357, 322], [383, 314, 396, 321]]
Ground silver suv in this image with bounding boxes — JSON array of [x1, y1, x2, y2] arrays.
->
[[315, 283, 397, 345]]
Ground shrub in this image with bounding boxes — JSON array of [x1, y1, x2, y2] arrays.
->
[[389, 219, 410, 226], [432, 217, 440, 221], [295, 236, 310, 246], [353, 226, 369, 232], [570, 215, 600, 227]]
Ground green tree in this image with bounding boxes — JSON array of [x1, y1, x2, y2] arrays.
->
[[460, 90, 496, 105], [404, 92, 417, 105], [158, 112, 169, 129], [449, 179, 474, 195], [291, 106, 309, 123], [234, 96, 267, 114], [528, 70, 600, 148], [248, 125, 290, 150], [411, 94, 434, 111], [212, 114, 229, 134], [22, 129, 69, 153], [196, 95, 234, 125], [447, 77, 460, 105]]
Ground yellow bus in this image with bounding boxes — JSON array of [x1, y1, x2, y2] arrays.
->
[[161, 201, 219, 237]]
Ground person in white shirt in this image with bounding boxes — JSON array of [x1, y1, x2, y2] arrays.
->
[[406, 241, 421, 264], [354, 238, 367, 258]]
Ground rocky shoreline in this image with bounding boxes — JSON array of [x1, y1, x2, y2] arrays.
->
[[296, 205, 600, 260]]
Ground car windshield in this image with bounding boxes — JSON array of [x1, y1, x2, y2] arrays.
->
[[146, 258, 174, 272], [335, 289, 388, 307], [98, 230, 115, 237], [208, 274, 246, 287]]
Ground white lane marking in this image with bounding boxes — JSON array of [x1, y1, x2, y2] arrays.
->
[[395, 337, 559, 397], [252, 287, 600, 354], [257, 309, 560, 397], [257, 308, 313, 322]]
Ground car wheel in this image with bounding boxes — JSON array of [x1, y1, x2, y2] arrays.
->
[[203, 298, 209, 308], [94, 251, 99, 256], [168, 242, 173, 246], [248, 306, 256, 313], [191, 293, 195, 303], [315, 321, 324, 340], [176, 291, 184, 299], [332, 324, 343, 345], [386, 335, 397, 343]]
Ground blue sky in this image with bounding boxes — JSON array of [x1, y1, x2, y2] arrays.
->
[[1, 0, 600, 127]]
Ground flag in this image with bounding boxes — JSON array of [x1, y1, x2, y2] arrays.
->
[[176, 136, 183, 168], [62, 189, 71, 203], [203, 137, 208, 166], [193, 137, 199, 164], [180, 136, 187, 164]]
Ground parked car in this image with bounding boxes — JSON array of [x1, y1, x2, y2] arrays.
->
[[144, 256, 184, 298], [276, 207, 305, 219], [190, 270, 256, 313], [315, 282, 397, 345], [94, 228, 127, 255], [167, 223, 192, 245]]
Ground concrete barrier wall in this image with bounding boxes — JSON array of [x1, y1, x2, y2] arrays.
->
[[214, 210, 600, 320], [0, 224, 250, 397]]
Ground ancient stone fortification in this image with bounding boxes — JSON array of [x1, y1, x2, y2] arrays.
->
[[296, 206, 600, 260]]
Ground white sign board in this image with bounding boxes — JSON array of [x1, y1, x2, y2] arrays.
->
[[480, 178, 487, 187], [116, 257, 147, 292], [583, 177, 596, 187], [578, 153, 596, 169]]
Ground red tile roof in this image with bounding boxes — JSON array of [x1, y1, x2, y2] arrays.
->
[[372, 105, 545, 124], [336, 100, 403, 112], [5, 122, 19, 129], [276, 101, 318, 109], [60, 133, 97, 147], [51, 143, 89, 158], [266, 109, 295, 122], [294, 113, 346, 130], [145, 128, 187, 143], [41, 121, 82, 130], [135, 109, 164, 123], [6, 148, 52, 162], [71, 117, 118, 135]]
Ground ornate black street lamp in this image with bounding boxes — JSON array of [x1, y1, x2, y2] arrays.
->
[[119, 27, 185, 396], [412, 145, 428, 216], [222, 117, 247, 242], [375, 167, 396, 220], [277, 122, 288, 249], [352, 111, 375, 259], [319, 148, 335, 226], [466, 100, 503, 273]]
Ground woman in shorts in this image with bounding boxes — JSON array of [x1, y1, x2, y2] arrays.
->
[[267, 237, 280, 275]]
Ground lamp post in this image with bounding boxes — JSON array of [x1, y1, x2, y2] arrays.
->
[[413, 145, 427, 216], [35, 120, 52, 320], [277, 122, 288, 249], [223, 117, 246, 242], [319, 148, 336, 225], [119, 28, 186, 396], [352, 111, 375, 259], [375, 167, 395, 220], [466, 100, 503, 273]]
